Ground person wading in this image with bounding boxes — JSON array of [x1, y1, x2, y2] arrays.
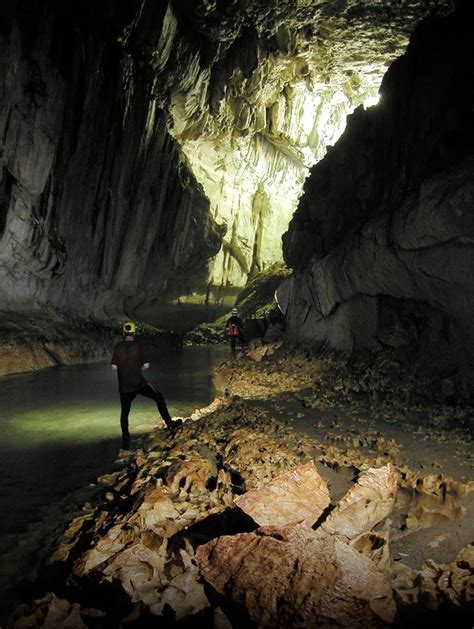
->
[[226, 307, 245, 357], [111, 321, 181, 447]]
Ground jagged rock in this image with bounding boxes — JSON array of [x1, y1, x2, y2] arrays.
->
[[164, 456, 217, 494], [12, 361, 471, 627], [0, 0, 452, 332], [150, 550, 210, 619], [223, 428, 306, 489], [13, 593, 104, 629], [397, 471, 474, 530], [196, 523, 396, 628], [393, 543, 474, 608], [247, 341, 283, 362], [349, 531, 392, 577], [280, 7, 474, 373], [321, 464, 397, 540], [74, 524, 137, 575], [138, 483, 182, 538], [49, 513, 94, 564], [234, 461, 330, 527], [102, 542, 169, 608]]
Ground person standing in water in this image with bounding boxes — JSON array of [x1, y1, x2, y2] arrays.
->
[[111, 321, 181, 446]]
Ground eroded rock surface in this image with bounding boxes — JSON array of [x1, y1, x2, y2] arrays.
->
[[280, 6, 474, 373], [197, 523, 396, 628], [8, 351, 474, 627], [321, 464, 398, 540], [0, 0, 452, 330], [234, 461, 330, 527]]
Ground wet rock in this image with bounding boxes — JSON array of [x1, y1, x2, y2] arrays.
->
[[234, 461, 330, 527]]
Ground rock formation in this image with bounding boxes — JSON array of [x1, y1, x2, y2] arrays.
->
[[0, 0, 452, 331], [279, 5, 474, 373], [10, 386, 472, 626]]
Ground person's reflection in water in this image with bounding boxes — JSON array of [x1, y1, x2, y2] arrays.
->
[[111, 321, 182, 448]]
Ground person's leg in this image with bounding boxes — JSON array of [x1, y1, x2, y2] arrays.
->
[[119, 391, 137, 438], [230, 336, 237, 356], [138, 383, 174, 428]]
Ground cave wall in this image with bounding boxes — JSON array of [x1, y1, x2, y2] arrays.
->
[[164, 0, 451, 303], [279, 6, 474, 370], [0, 1, 222, 329], [0, 0, 452, 331]]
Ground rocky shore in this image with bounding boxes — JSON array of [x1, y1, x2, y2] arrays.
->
[[6, 346, 474, 628]]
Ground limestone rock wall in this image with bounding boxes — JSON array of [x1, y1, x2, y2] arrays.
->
[[163, 0, 451, 304], [0, 0, 453, 330], [280, 7, 474, 370], [0, 2, 221, 329]]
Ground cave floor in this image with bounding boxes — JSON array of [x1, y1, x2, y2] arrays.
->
[[5, 345, 474, 627], [216, 347, 474, 570], [251, 395, 474, 570]]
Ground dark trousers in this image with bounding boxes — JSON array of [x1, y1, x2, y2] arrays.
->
[[120, 383, 172, 436], [230, 334, 245, 356]]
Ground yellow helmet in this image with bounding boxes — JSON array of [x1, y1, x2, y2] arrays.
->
[[122, 321, 136, 335]]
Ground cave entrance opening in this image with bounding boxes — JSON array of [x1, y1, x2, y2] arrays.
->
[[168, 71, 382, 316]]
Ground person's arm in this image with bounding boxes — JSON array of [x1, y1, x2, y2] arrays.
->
[[140, 344, 150, 370], [111, 347, 118, 371]]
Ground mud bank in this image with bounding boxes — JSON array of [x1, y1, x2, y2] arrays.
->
[[5, 348, 474, 628], [0, 310, 181, 376]]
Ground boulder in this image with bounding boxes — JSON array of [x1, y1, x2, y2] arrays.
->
[[322, 464, 397, 540], [196, 523, 396, 628], [234, 461, 330, 527]]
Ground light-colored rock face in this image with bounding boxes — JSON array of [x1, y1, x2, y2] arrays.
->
[[234, 460, 331, 527], [164, 0, 452, 298], [0, 1, 452, 328], [279, 6, 474, 369]]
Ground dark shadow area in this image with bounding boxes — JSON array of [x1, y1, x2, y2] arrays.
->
[[0, 436, 126, 624], [0, 436, 124, 537]]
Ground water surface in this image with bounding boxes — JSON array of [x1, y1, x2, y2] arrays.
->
[[0, 344, 228, 599]]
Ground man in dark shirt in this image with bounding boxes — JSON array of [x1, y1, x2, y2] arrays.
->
[[111, 321, 181, 445], [226, 307, 245, 357]]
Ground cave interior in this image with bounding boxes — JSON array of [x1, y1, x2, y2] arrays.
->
[[1, 0, 474, 627]]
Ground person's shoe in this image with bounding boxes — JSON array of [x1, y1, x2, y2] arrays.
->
[[121, 434, 131, 449], [166, 419, 183, 431]]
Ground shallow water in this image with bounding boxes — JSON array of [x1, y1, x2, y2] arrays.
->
[[0, 344, 228, 589]]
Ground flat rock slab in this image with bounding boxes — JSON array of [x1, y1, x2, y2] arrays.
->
[[234, 461, 330, 527], [196, 523, 395, 628], [322, 463, 398, 540]]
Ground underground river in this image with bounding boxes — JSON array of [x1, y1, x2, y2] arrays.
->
[[0, 343, 229, 609]]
